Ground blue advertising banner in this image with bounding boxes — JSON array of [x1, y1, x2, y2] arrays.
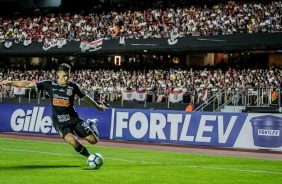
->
[[111, 109, 248, 147], [0, 104, 111, 139], [1, 105, 282, 150]]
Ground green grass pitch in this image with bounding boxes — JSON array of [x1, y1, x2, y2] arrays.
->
[[0, 138, 282, 184]]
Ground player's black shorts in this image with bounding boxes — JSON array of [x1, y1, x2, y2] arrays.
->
[[53, 120, 93, 139]]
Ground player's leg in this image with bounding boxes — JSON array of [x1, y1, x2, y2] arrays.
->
[[53, 123, 91, 157], [84, 133, 99, 145], [64, 133, 91, 157], [74, 120, 99, 145]]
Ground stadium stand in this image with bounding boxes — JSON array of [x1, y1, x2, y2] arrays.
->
[[0, 0, 282, 112]]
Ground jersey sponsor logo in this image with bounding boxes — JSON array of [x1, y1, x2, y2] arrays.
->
[[57, 114, 70, 122], [53, 98, 70, 107], [10, 107, 56, 133]]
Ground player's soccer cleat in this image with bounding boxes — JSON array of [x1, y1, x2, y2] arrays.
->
[[86, 119, 99, 137]]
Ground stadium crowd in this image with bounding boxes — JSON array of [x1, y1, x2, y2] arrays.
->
[[0, 65, 281, 106], [0, 0, 281, 106], [0, 0, 281, 43]]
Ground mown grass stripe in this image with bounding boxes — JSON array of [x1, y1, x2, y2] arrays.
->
[[1, 147, 281, 175]]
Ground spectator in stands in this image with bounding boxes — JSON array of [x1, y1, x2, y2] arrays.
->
[[196, 87, 208, 104], [112, 82, 119, 101], [185, 103, 193, 112], [156, 84, 170, 102], [0, 83, 3, 98]]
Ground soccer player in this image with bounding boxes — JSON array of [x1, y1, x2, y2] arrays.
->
[[0, 63, 107, 158]]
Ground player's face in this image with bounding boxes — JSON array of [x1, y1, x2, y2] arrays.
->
[[57, 70, 70, 85]]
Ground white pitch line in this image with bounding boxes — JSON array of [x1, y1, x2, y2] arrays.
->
[[1, 147, 281, 175]]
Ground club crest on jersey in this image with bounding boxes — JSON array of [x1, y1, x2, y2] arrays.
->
[[66, 88, 73, 96]]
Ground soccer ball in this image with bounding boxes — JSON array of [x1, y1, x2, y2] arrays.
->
[[87, 153, 104, 169]]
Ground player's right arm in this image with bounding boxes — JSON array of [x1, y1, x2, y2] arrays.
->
[[0, 80, 36, 89]]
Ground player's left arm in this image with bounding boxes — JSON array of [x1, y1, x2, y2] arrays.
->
[[74, 82, 107, 112], [82, 95, 106, 112]]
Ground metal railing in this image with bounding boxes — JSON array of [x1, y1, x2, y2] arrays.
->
[[193, 90, 222, 112], [214, 88, 246, 112], [193, 87, 281, 112]]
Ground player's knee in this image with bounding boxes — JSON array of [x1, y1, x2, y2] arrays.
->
[[90, 137, 99, 145], [67, 140, 78, 147], [64, 136, 78, 147], [87, 136, 99, 145]]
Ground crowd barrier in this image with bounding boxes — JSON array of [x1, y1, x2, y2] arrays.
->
[[0, 104, 282, 151]]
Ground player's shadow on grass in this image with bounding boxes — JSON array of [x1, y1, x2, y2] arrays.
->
[[82, 168, 101, 171], [0, 165, 80, 170]]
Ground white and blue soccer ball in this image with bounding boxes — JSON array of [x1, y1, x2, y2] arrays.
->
[[87, 153, 104, 169]]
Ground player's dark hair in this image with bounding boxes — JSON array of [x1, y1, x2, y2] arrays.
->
[[58, 63, 71, 72]]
